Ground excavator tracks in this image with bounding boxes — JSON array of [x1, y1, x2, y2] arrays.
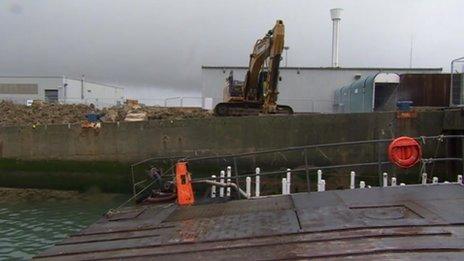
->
[[214, 102, 293, 117]]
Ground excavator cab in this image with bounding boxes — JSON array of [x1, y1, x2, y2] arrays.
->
[[257, 70, 268, 102], [223, 71, 244, 102]]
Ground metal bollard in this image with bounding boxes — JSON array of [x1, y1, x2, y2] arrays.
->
[[245, 177, 251, 198], [282, 178, 287, 195], [211, 175, 217, 198], [219, 170, 225, 197], [255, 167, 260, 197], [391, 177, 397, 186], [320, 179, 326, 191], [422, 173, 427, 185], [458, 175, 463, 184], [359, 181, 365, 188], [350, 171, 355, 189], [383, 172, 388, 187], [226, 166, 232, 197], [433, 177, 438, 184], [317, 169, 322, 185], [286, 169, 292, 194]]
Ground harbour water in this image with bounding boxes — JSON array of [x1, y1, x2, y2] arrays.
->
[[0, 190, 126, 260]]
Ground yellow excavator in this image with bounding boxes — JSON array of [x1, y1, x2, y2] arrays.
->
[[214, 20, 293, 116]]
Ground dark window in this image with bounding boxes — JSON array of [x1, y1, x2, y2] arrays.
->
[[44, 89, 58, 103]]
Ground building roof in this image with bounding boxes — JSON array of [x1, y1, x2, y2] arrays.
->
[[0, 75, 124, 90], [202, 65, 443, 71]]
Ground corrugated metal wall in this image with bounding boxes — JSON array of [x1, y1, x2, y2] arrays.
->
[[399, 74, 450, 107]]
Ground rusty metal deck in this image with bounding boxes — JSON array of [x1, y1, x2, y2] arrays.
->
[[35, 184, 464, 260]]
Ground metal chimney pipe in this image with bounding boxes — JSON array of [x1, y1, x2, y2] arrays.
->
[[330, 8, 343, 67]]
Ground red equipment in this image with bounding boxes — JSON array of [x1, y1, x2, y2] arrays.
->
[[175, 161, 195, 206], [388, 136, 422, 168]]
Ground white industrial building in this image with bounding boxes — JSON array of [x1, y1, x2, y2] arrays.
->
[[201, 66, 442, 113], [201, 8, 444, 113], [0, 76, 124, 107]]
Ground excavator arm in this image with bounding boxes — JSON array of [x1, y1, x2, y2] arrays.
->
[[242, 20, 284, 104], [263, 20, 284, 113]]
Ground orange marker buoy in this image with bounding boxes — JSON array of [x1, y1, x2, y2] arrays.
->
[[388, 136, 422, 169], [175, 161, 195, 206]]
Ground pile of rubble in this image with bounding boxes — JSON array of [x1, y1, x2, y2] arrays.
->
[[100, 100, 211, 122], [0, 100, 211, 127]]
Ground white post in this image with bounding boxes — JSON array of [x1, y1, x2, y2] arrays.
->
[[382, 172, 388, 187], [400, 183, 406, 186], [246, 177, 251, 198], [226, 166, 232, 197], [433, 177, 438, 184], [350, 171, 355, 189], [255, 167, 260, 197], [458, 175, 463, 184], [391, 177, 397, 186], [282, 178, 287, 195], [219, 170, 225, 197], [286, 168, 291, 194], [320, 179, 326, 191], [359, 181, 365, 188], [422, 173, 427, 185], [444, 181, 450, 184], [317, 169, 322, 191], [211, 175, 217, 198]]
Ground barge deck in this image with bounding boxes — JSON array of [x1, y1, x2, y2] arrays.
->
[[35, 183, 464, 260]]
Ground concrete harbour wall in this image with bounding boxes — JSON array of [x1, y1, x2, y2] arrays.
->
[[0, 109, 462, 192]]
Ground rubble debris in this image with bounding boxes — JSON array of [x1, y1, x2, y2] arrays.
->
[[0, 100, 211, 127]]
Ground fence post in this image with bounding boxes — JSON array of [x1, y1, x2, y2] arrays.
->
[[320, 179, 326, 191], [226, 166, 232, 197], [317, 169, 322, 184], [211, 175, 217, 198], [282, 178, 287, 195], [286, 169, 291, 194], [422, 173, 428, 185], [359, 181, 365, 188], [219, 170, 225, 197], [350, 171, 355, 189], [255, 167, 260, 197], [246, 177, 251, 198]]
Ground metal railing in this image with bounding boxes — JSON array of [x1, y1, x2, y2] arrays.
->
[[123, 134, 464, 208]]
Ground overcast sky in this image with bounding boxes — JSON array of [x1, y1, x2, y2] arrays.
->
[[1, 0, 463, 99]]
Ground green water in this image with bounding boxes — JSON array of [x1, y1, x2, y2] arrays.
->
[[0, 194, 127, 260]]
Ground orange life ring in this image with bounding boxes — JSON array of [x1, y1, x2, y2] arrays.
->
[[388, 136, 422, 168]]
